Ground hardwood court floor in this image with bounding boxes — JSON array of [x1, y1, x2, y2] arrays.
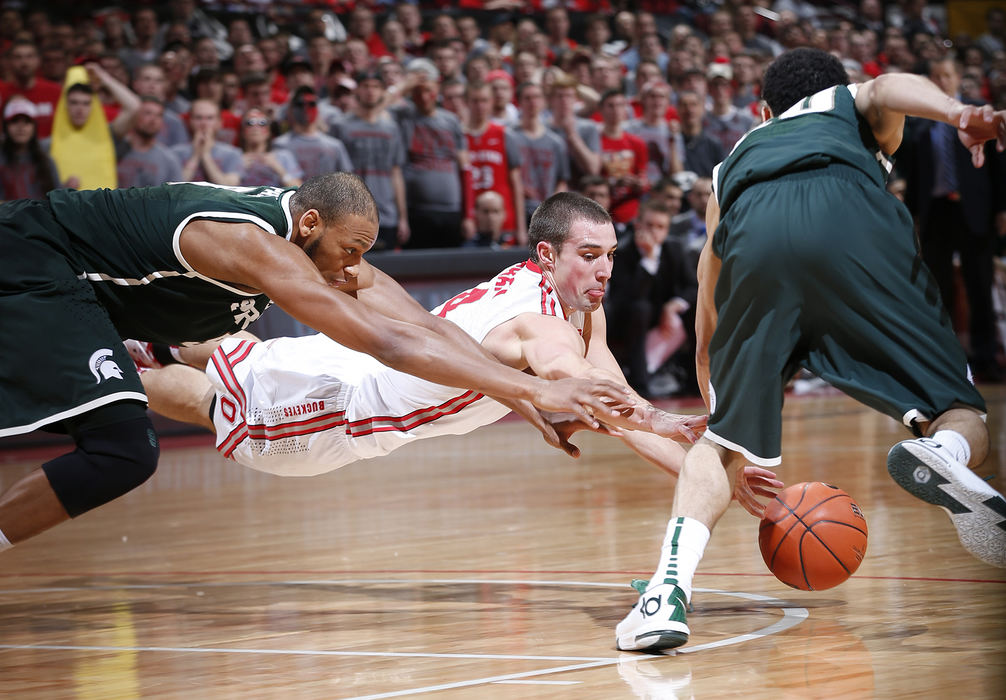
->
[[1, 387, 1004, 699]]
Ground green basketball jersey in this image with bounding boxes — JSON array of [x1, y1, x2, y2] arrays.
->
[[47, 183, 297, 344], [713, 84, 893, 220]]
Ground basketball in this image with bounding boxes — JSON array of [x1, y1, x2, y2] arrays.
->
[[759, 482, 868, 591]]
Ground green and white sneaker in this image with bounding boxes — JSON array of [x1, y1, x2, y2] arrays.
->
[[616, 582, 690, 652], [888, 437, 1006, 568], [630, 579, 694, 612]]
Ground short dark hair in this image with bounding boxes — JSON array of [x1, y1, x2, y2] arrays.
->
[[528, 191, 611, 263], [577, 174, 609, 191], [639, 197, 672, 218], [291, 172, 378, 227], [761, 47, 849, 116], [599, 88, 624, 105], [67, 83, 95, 97]]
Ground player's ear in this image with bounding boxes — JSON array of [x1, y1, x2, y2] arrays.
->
[[759, 101, 772, 122], [295, 208, 321, 240], [536, 241, 556, 269]]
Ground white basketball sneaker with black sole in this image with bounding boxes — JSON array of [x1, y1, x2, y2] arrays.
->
[[615, 581, 690, 652], [887, 437, 1006, 568]]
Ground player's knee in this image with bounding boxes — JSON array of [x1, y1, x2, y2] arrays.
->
[[43, 417, 160, 518]]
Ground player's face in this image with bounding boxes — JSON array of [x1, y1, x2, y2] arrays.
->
[[304, 212, 378, 288], [549, 218, 617, 313]]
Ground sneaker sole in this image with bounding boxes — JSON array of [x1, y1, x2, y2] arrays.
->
[[887, 441, 1006, 568], [617, 628, 689, 653]]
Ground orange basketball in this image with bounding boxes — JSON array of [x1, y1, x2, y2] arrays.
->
[[759, 482, 868, 591]]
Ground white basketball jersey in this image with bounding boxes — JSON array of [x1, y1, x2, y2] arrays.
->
[[208, 260, 584, 475]]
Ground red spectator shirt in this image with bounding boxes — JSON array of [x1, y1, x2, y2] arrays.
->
[[600, 130, 648, 224], [466, 122, 518, 232], [0, 78, 63, 138]]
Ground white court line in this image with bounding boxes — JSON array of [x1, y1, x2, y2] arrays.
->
[[347, 661, 618, 700], [341, 588, 809, 700], [0, 579, 808, 697], [493, 680, 581, 685]]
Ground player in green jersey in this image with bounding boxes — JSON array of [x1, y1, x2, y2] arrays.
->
[[616, 48, 1006, 653], [0, 174, 632, 553]]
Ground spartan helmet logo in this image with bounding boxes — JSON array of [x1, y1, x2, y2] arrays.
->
[[89, 348, 125, 383]]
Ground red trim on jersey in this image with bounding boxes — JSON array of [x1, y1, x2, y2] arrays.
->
[[346, 391, 484, 437], [210, 340, 256, 457], [233, 390, 487, 448], [246, 412, 348, 441]]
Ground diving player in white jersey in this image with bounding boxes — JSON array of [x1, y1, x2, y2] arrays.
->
[[136, 192, 781, 513]]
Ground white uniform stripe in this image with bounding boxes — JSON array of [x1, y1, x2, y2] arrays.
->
[[77, 269, 193, 286]]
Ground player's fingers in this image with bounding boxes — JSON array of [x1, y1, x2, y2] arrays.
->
[[677, 423, 698, 443], [750, 475, 785, 489], [558, 436, 580, 458], [971, 145, 985, 168], [736, 488, 764, 518], [592, 421, 623, 437], [570, 402, 601, 429]]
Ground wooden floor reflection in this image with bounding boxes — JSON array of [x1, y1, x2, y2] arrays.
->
[[1, 387, 1004, 699]]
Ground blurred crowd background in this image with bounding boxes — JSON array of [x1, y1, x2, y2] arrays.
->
[[1, 0, 1004, 397]]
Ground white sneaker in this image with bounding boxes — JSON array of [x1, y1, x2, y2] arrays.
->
[[887, 438, 1006, 568], [616, 582, 690, 652]]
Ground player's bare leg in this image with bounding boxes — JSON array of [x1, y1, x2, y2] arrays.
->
[[616, 439, 744, 651], [141, 365, 215, 432], [888, 406, 1005, 567], [0, 471, 71, 545]]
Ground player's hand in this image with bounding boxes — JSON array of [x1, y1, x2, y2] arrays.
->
[[733, 465, 784, 518], [532, 376, 632, 429], [503, 400, 582, 458], [955, 104, 1006, 167], [648, 410, 707, 443]]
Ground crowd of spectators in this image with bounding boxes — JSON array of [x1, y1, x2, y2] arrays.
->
[[1, 0, 1004, 393]]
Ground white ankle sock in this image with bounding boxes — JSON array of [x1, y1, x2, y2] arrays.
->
[[932, 430, 971, 466], [649, 516, 710, 603], [0, 528, 12, 552]]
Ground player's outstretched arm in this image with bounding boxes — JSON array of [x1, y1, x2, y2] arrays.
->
[[487, 310, 701, 440], [179, 222, 629, 426], [855, 73, 1006, 163]]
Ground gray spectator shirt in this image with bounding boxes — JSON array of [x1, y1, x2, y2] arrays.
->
[[331, 113, 406, 227], [159, 109, 190, 148], [117, 143, 184, 188], [514, 126, 569, 212], [703, 107, 757, 155], [547, 117, 601, 190], [393, 102, 465, 214], [170, 141, 245, 182], [239, 149, 303, 188], [271, 131, 353, 180]]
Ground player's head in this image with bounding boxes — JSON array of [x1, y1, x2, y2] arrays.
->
[[290, 173, 379, 287], [761, 48, 849, 117], [529, 192, 616, 314]]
